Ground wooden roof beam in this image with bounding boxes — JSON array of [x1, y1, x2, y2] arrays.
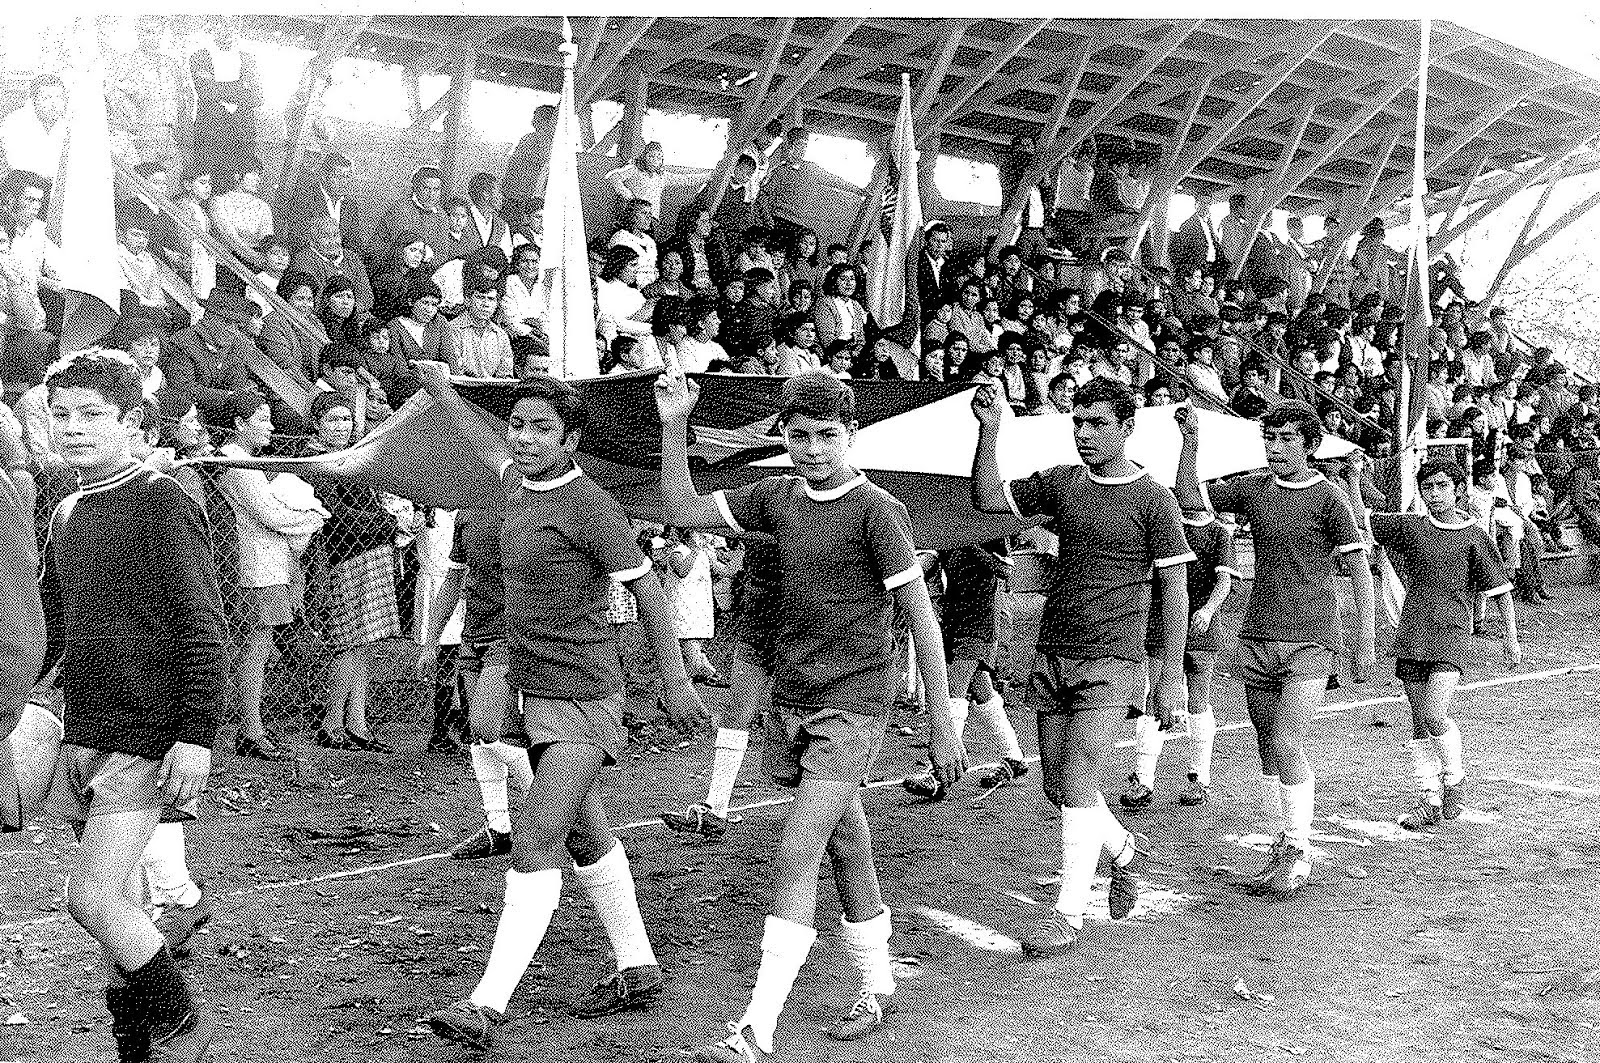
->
[[1435, 129, 1600, 246], [919, 19, 1051, 140], [577, 16, 658, 105], [912, 20, 974, 126]]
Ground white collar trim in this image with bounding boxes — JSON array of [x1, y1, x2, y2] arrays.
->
[[78, 462, 143, 496], [522, 466, 583, 492], [803, 473, 867, 502], [1427, 513, 1475, 530], [1087, 466, 1148, 485], [1180, 514, 1215, 526], [1274, 471, 1325, 489]]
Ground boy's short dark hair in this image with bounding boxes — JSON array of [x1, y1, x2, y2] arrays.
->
[[109, 315, 164, 351], [308, 390, 353, 425], [512, 374, 587, 436], [46, 352, 144, 415], [1074, 376, 1137, 423], [1263, 399, 1323, 451], [220, 389, 268, 430], [778, 371, 855, 426], [466, 278, 500, 299], [743, 267, 775, 286], [1048, 371, 1075, 392]]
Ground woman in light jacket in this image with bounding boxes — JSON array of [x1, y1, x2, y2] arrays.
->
[[811, 263, 868, 360], [215, 391, 326, 760]]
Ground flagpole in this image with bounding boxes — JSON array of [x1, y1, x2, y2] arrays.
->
[[1396, 18, 1431, 514]]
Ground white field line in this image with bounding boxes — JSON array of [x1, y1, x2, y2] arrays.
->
[[1, 661, 1596, 935]]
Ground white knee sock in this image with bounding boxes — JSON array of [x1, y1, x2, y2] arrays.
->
[[494, 741, 534, 793], [470, 868, 562, 1013], [1132, 715, 1162, 788], [706, 729, 749, 818], [1187, 709, 1216, 785], [1259, 774, 1283, 834], [970, 693, 1024, 762], [839, 908, 895, 996], [1434, 721, 1465, 786], [572, 842, 657, 971], [470, 743, 512, 833], [1052, 806, 1101, 928], [1094, 793, 1135, 866], [1280, 776, 1315, 849], [740, 916, 817, 1053], [141, 823, 201, 909], [1409, 737, 1443, 797]]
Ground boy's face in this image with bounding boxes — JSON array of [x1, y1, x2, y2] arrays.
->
[[1072, 400, 1132, 469], [1243, 370, 1264, 390], [266, 245, 292, 273], [782, 411, 854, 485], [507, 396, 578, 479], [129, 335, 160, 372], [469, 289, 499, 322], [48, 385, 138, 475], [1262, 422, 1312, 477]]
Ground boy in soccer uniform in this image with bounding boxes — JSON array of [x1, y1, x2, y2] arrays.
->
[[42, 353, 227, 1063], [654, 369, 966, 1059], [1174, 400, 1376, 898], [1342, 455, 1519, 829], [660, 536, 779, 838], [970, 376, 1194, 957], [1123, 510, 1238, 809], [414, 363, 708, 1050], [903, 540, 1030, 799], [416, 506, 534, 860]]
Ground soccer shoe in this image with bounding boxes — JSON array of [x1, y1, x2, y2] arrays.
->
[[1398, 797, 1444, 831], [695, 1023, 766, 1063], [449, 824, 512, 860], [660, 802, 730, 839], [1261, 845, 1313, 898], [157, 886, 213, 959], [569, 964, 664, 1018], [1440, 777, 1467, 820], [901, 770, 946, 802], [1107, 833, 1151, 920], [977, 758, 1030, 790], [1177, 774, 1210, 806], [1019, 909, 1081, 958], [1245, 834, 1290, 893], [148, 1008, 213, 1063], [425, 999, 505, 1050], [1119, 776, 1154, 810], [827, 989, 898, 1041]]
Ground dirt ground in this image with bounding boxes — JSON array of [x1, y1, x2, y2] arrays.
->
[[3, 585, 1600, 1063]]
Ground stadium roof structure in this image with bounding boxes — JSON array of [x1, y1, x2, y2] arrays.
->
[[239, 16, 1600, 236]]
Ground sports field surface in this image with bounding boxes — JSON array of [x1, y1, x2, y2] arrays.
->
[[3, 589, 1598, 1063]]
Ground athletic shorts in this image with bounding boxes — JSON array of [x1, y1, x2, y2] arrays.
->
[[51, 744, 198, 825], [508, 689, 625, 766], [1025, 654, 1144, 715], [946, 635, 999, 669], [1394, 659, 1461, 683], [1238, 639, 1335, 692], [762, 705, 886, 788]]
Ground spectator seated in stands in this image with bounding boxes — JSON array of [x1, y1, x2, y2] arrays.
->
[[316, 276, 367, 350], [609, 199, 660, 290], [450, 279, 516, 379], [384, 279, 450, 404], [291, 218, 373, 317], [161, 291, 262, 424], [257, 270, 320, 388], [596, 246, 653, 342], [115, 206, 182, 331], [722, 268, 779, 356], [369, 230, 431, 323], [678, 295, 728, 374], [309, 341, 367, 410], [208, 154, 276, 294], [434, 245, 508, 319], [643, 245, 692, 302], [119, 161, 189, 276]]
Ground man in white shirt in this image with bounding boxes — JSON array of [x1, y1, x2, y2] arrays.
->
[[465, 173, 514, 260], [0, 75, 68, 185]]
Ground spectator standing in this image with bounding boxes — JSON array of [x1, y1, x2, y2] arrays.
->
[[501, 105, 557, 204], [283, 152, 364, 256], [678, 298, 728, 374], [301, 392, 403, 753], [110, 16, 195, 175], [190, 19, 264, 179], [760, 127, 832, 239], [215, 392, 322, 760], [370, 166, 451, 269], [291, 219, 374, 316], [0, 75, 67, 186], [605, 142, 702, 228], [462, 173, 513, 260]]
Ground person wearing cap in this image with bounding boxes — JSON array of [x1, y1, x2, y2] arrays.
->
[[370, 166, 452, 270], [160, 291, 261, 422]]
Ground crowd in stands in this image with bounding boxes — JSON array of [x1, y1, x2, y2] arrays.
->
[[1, 18, 1597, 756]]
